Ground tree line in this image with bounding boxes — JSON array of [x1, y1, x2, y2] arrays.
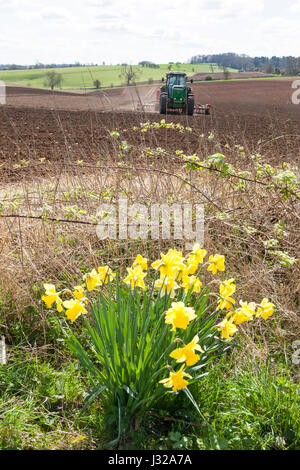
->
[[0, 62, 98, 71], [189, 53, 300, 75]]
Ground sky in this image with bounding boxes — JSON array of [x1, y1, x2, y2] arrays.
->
[[0, 0, 300, 64]]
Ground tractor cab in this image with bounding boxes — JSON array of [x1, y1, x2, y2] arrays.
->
[[167, 72, 186, 88], [166, 72, 187, 104]]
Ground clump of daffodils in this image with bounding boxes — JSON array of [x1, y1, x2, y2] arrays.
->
[[41, 245, 275, 394], [42, 267, 115, 322]]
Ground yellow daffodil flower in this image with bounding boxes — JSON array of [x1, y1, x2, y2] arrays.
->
[[187, 244, 207, 266], [83, 269, 102, 292], [181, 275, 202, 294], [256, 298, 275, 320], [154, 275, 180, 298], [217, 279, 236, 310], [217, 318, 238, 340], [217, 297, 235, 310], [73, 285, 86, 301], [63, 299, 87, 322], [165, 301, 197, 331], [159, 364, 192, 392], [42, 284, 63, 312], [181, 262, 199, 276], [231, 301, 256, 324], [132, 254, 148, 271], [123, 265, 146, 290], [220, 278, 236, 298], [207, 254, 225, 275], [97, 266, 115, 284], [170, 335, 203, 366], [152, 249, 185, 278]]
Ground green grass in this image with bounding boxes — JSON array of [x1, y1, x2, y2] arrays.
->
[[1, 345, 299, 450], [0, 351, 105, 449], [0, 63, 236, 90], [141, 358, 300, 450], [190, 357, 300, 450], [0, 64, 290, 92]]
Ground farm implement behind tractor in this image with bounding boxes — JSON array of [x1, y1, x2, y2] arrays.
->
[[194, 103, 212, 115]]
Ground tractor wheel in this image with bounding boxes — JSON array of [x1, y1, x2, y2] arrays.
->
[[160, 94, 167, 114], [187, 96, 194, 116]]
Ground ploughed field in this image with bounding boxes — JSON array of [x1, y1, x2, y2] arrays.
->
[[0, 79, 299, 182]]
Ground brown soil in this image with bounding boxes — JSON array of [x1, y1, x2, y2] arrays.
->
[[0, 79, 299, 182], [4, 78, 298, 112], [5, 84, 159, 112]]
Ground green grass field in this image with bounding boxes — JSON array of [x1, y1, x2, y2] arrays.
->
[[0, 63, 236, 90]]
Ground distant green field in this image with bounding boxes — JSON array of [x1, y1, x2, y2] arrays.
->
[[0, 63, 236, 90]]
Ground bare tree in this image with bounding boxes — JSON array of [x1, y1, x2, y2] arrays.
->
[[44, 71, 63, 90], [285, 57, 299, 76], [222, 66, 231, 80], [264, 62, 274, 74], [120, 65, 139, 86]]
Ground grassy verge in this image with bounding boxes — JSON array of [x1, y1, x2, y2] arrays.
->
[[1, 343, 299, 450]]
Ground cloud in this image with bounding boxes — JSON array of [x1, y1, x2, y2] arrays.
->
[[0, 0, 13, 6], [40, 8, 69, 21], [0, 0, 298, 65], [85, 0, 111, 6], [290, 0, 300, 12], [92, 22, 129, 34], [95, 12, 128, 21]]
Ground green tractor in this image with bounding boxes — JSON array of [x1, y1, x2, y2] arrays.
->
[[159, 71, 194, 115]]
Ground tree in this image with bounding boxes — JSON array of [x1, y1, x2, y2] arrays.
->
[[222, 66, 231, 80], [93, 79, 101, 89], [264, 62, 274, 74], [138, 61, 159, 68], [120, 65, 139, 86], [44, 71, 63, 90], [285, 57, 299, 76]]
